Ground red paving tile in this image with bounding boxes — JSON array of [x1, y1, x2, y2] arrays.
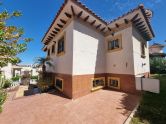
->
[[0, 89, 139, 124]]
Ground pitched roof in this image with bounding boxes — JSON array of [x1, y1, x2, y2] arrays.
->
[[41, 0, 107, 42], [42, 0, 155, 44], [108, 4, 154, 37], [71, 0, 107, 24], [150, 43, 165, 48]]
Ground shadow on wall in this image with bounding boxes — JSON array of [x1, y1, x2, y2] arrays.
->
[[75, 20, 106, 77], [94, 30, 106, 79]]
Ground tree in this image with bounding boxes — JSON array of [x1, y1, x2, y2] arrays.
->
[[0, 5, 32, 67], [34, 57, 54, 92], [150, 57, 166, 74], [33, 57, 53, 73]]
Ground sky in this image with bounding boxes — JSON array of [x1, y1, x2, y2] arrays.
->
[[1, 0, 166, 64]]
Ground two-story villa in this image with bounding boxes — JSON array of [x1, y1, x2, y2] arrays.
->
[[41, 0, 154, 99], [149, 43, 166, 57]]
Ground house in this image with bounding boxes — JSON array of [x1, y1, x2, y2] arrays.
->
[[0, 63, 40, 79], [149, 43, 166, 57], [42, 0, 155, 99]]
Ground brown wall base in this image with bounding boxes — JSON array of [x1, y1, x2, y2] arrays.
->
[[106, 73, 136, 94], [53, 73, 72, 99], [72, 73, 105, 99], [50, 72, 149, 99]]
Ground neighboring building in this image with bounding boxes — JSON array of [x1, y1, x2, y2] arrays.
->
[[0, 63, 40, 79], [41, 0, 155, 99], [149, 43, 166, 57]]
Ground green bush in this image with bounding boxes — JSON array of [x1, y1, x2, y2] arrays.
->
[[37, 76, 53, 93], [31, 76, 38, 80], [37, 82, 49, 93], [150, 57, 166, 74], [0, 89, 7, 112], [11, 76, 20, 81], [3, 79, 12, 88]]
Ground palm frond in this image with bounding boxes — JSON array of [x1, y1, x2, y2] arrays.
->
[[33, 57, 53, 67]]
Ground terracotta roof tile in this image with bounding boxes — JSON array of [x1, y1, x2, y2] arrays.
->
[[41, 0, 68, 42], [72, 0, 107, 24], [42, 0, 155, 43], [108, 6, 140, 24]]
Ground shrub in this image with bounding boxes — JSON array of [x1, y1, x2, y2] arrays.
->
[[31, 76, 38, 80], [11, 76, 20, 81], [0, 89, 7, 112], [37, 82, 49, 93], [37, 77, 53, 93], [150, 57, 166, 74], [3, 79, 12, 88]]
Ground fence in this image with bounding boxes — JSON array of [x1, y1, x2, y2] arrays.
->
[[11, 80, 20, 87], [135, 77, 160, 93], [0, 74, 20, 88]]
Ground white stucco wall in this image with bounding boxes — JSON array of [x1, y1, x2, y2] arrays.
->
[[45, 19, 150, 76], [46, 21, 74, 75], [106, 27, 135, 75], [132, 27, 150, 75], [20, 66, 39, 76], [1, 63, 12, 79], [72, 20, 106, 75]]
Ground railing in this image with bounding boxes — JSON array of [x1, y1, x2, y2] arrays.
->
[[0, 74, 20, 89], [11, 80, 20, 87]]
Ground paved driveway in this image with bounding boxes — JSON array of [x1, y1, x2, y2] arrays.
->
[[0, 89, 139, 124]]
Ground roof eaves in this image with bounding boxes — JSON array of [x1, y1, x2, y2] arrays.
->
[[139, 5, 155, 37], [41, 0, 68, 42], [108, 6, 140, 24], [71, 0, 108, 25], [108, 4, 155, 38], [41, 0, 108, 43], [42, 1, 155, 43]]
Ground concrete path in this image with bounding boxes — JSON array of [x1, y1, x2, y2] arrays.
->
[[0, 89, 139, 124]]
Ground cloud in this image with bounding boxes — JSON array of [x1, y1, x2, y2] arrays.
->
[[100, 0, 162, 21], [107, 0, 162, 11], [80, 0, 163, 21], [154, 0, 162, 3]]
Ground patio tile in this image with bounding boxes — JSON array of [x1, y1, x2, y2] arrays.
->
[[0, 89, 139, 124]]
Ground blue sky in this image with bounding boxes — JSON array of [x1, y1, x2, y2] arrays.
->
[[1, 0, 166, 64]]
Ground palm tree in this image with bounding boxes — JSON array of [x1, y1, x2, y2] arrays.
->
[[33, 57, 54, 77], [34, 57, 53, 72], [33, 57, 54, 92]]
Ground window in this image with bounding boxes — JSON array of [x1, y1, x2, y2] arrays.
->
[[108, 35, 122, 52], [108, 77, 120, 89], [91, 77, 105, 91], [47, 49, 50, 56], [55, 78, 63, 91], [57, 36, 65, 55], [141, 42, 146, 58], [52, 44, 55, 54]]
